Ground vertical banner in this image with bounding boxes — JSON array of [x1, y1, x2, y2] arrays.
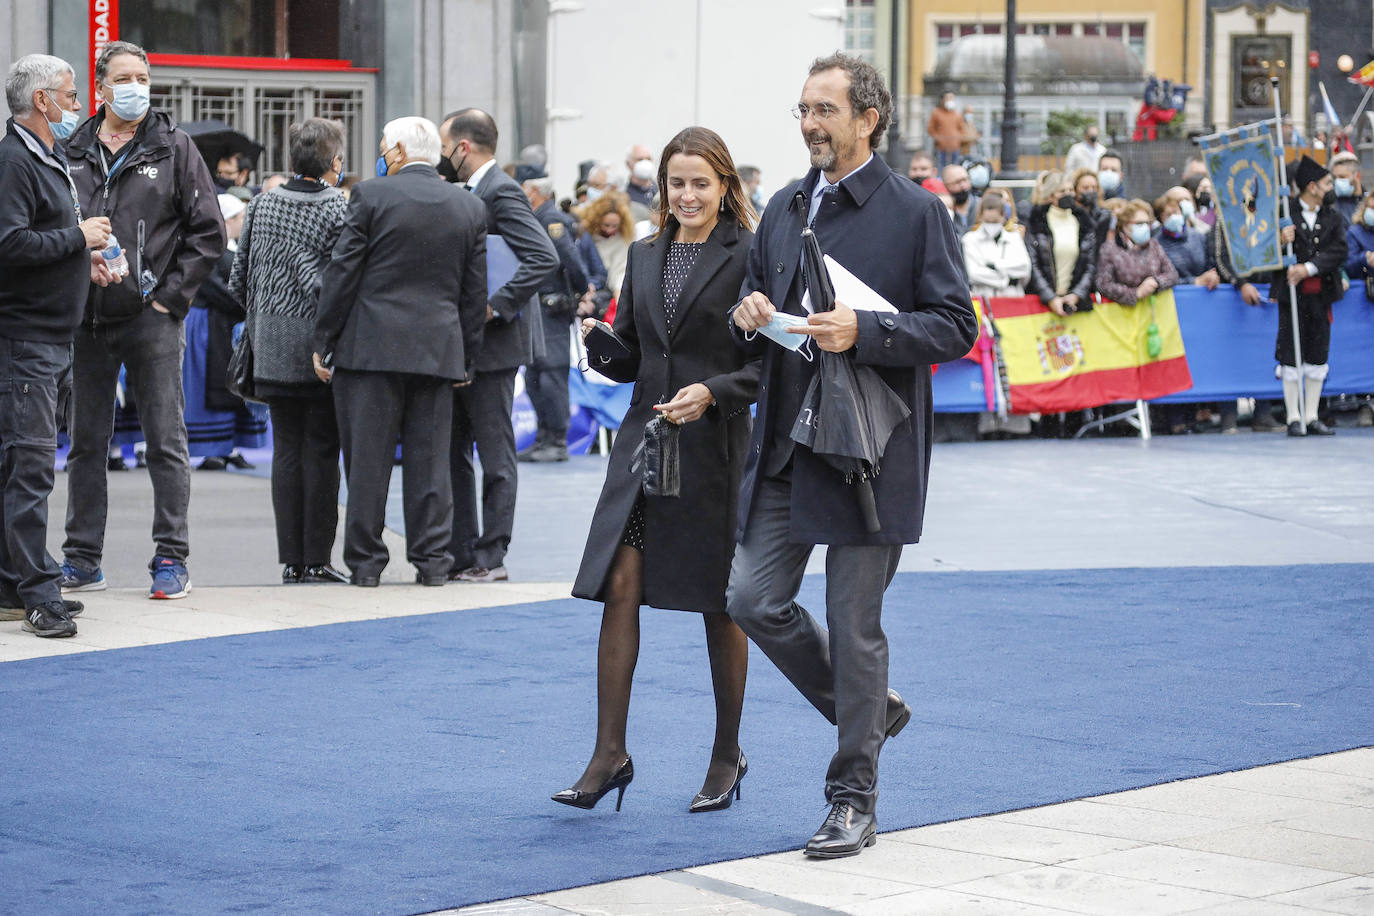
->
[[1198, 122, 1284, 277], [89, 0, 118, 114]]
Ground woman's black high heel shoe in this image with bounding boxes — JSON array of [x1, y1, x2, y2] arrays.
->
[[688, 751, 747, 813], [551, 756, 634, 811]]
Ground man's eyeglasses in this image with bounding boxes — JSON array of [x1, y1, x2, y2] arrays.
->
[[791, 103, 850, 121], [44, 88, 80, 102]]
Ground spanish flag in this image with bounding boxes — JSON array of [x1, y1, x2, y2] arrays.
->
[[985, 291, 1193, 414], [1350, 59, 1374, 88]]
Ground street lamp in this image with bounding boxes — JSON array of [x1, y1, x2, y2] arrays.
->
[[999, 0, 1019, 175]]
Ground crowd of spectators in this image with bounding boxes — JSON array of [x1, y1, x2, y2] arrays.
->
[[920, 128, 1371, 438]]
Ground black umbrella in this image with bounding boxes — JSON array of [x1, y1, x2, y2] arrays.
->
[[789, 228, 911, 533], [180, 120, 264, 172]]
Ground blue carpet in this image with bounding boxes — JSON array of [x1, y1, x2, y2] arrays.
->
[[2, 564, 1371, 915]]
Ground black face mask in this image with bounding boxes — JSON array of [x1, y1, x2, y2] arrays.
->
[[1078, 191, 1098, 208], [437, 150, 467, 184], [1321, 190, 1337, 208], [214, 175, 235, 191], [951, 189, 970, 206], [1196, 191, 1212, 209], [1055, 194, 1075, 210]]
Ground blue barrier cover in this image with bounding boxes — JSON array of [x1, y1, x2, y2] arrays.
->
[[934, 285, 1374, 412]]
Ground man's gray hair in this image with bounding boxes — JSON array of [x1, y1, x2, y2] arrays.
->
[[523, 177, 555, 199], [95, 40, 148, 85], [5, 54, 75, 118], [520, 144, 548, 169], [808, 51, 893, 149], [381, 116, 441, 166]]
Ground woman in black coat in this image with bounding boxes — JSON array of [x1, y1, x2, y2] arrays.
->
[[1025, 170, 1099, 316], [554, 127, 760, 813]]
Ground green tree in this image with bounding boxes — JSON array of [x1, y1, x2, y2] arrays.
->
[[1042, 109, 1098, 156]]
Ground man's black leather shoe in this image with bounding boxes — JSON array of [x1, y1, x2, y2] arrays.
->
[[885, 689, 912, 738], [1307, 419, 1336, 436], [415, 572, 446, 587], [282, 565, 304, 583], [804, 801, 876, 858], [351, 574, 380, 588], [1287, 421, 1305, 437], [301, 565, 349, 584]]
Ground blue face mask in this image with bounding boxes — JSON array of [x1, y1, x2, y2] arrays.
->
[[1099, 169, 1121, 193], [1364, 208, 1374, 228], [43, 92, 79, 140], [1129, 223, 1152, 246], [1179, 199, 1195, 220], [1335, 178, 1355, 198], [103, 81, 150, 121], [1163, 213, 1185, 234], [375, 147, 395, 178]]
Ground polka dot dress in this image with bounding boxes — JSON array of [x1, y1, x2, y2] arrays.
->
[[662, 241, 705, 333], [619, 240, 704, 552]]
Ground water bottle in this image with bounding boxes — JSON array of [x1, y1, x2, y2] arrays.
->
[[102, 234, 129, 278]]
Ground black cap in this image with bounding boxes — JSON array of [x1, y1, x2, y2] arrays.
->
[[1292, 155, 1329, 192]]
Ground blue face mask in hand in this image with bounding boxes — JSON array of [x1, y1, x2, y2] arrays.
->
[[751, 311, 814, 360]]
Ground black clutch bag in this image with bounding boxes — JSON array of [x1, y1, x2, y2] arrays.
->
[[630, 415, 681, 498], [585, 319, 632, 363]]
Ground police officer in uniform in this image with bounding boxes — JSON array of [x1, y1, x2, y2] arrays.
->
[[521, 176, 591, 462], [1272, 156, 1347, 437]]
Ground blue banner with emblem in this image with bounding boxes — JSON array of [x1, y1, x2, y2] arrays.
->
[[1198, 122, 1284, 277]]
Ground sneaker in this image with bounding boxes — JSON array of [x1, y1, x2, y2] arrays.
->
[[149, 556, 191, 599], [2, 586, 82, 620], [22, 600, 77, 638], [59, 562, 107, 592]]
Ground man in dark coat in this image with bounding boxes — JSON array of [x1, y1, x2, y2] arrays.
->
[[0, 53, 111, 636], [520, 175, 592, 463], [60, 41, 225, 600], [313, 116, 488, 586], [1269, 156, 1348, 436], [727, 53, 978, 858], [439, 109, 558, 582]]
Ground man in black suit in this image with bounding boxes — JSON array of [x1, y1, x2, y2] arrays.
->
[[438, 109, 558, 582], [520, 176, 592, 462], [313, 116, 488, 587], [727, 53, 978, 858]]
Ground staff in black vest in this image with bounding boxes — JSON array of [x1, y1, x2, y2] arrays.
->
[[1271, 156, 1347, 437], [727, 53, 977, 858], [553, 127, 760, 813]]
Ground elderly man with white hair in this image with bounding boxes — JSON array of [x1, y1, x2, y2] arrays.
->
[[0, 53, 112, 637], [312, 116, 490, 587]]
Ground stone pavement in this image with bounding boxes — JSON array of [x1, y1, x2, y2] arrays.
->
[[4, 431, 1371, 913]]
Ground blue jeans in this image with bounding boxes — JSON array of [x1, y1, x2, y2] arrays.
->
[[0, 336, 70, 607]]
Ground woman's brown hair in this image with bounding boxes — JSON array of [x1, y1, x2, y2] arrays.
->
[[653, 126, 757, 241]]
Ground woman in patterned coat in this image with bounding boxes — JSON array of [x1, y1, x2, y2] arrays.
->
[[228, 118, 350, 584]]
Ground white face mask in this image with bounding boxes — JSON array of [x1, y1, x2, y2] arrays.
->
[[944, 99, 958, 111], [103, 80, 150, 121]]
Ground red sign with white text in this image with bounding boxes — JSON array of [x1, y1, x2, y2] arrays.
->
[[89, 0, 118, 113]]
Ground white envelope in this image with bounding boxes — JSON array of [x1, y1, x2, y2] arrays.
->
[[800, 255, 899, 314]]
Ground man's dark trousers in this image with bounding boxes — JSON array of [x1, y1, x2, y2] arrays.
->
[[64, 307, 190, 567], [449, 368, 518, 569], [0, 337, 69, 607], [523, 309, 572, 443], [726, 473, 902, 815], [333, 368, 454, 580]]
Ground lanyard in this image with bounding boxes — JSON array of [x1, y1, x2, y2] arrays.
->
[[100, 143, 135, 193]]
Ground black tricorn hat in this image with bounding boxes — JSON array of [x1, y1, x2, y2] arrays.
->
[[1292, 155, 1329, 192]]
